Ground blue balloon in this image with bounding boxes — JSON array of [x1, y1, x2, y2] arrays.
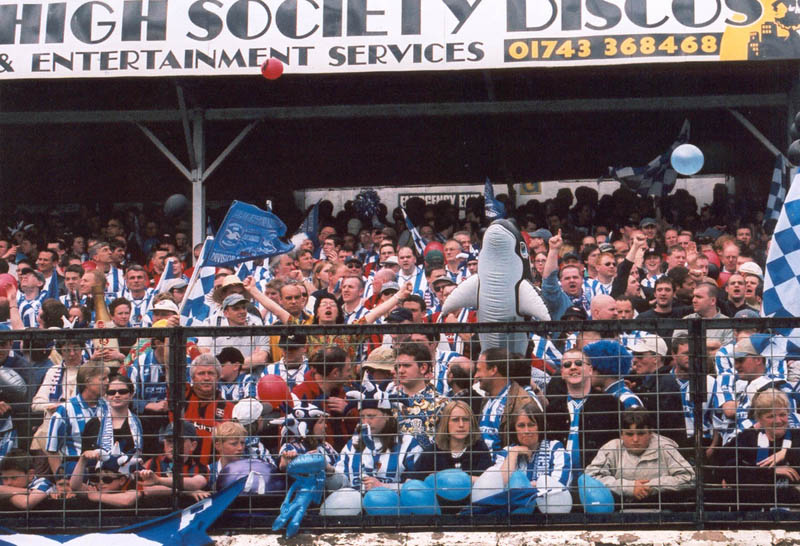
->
[[578, 474, 615, 513], [508, 469, 532, 490], [363, 487, 401, 516], [400, 480, 441, 515], [671, 144, 704, 175], [425, 469, 472, 502]]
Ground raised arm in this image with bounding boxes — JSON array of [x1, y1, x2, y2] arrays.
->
[[244, 276, 290, 324]]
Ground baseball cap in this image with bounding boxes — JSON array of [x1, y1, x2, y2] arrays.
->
[[379, 281, 400, 295], [530, 228, 553, 240], [222, 293, 247, 309], [279, 332, 307, 348], [345, 256, 363, 266], [639, 217, 657, 228], [160, 420, 197, 442], [217, 346, 245, 364], [18, 268, 44, 284], [232, 398, 264, 426], [561, 306, 588, 320], [152, 300, 179, 315], [738, 261, 763, 280], [598, 243, 615, 254], [385, 307, 413, 323], [431, 275, 456, 288], [363, 346, 396, 372], [424, 249, 445, 267], [630, 335, 668, 356], [733, 336, 760, 358], [734, 308, 760, 319]]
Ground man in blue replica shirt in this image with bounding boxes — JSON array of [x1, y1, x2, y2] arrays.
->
[[45, 360, 108, 476]]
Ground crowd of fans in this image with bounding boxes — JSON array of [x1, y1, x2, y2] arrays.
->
[[0, 181, 793, 518]]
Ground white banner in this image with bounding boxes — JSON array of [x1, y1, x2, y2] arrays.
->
[[0, 0, 790, 79]]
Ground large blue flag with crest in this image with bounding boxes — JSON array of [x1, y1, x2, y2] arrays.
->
[[206, 201, 294, 267]]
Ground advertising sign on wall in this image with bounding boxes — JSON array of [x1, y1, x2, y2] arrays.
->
[[0, 1, 792, 79]]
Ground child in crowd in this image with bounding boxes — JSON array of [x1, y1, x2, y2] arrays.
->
[[585, 408, 695, 509], [232, 397, 278, 466], [138, 420, 209, 500], [208, 421, 247, 491], [335, 386, 422, 491], [0, 448, 55, 510], [278, 401, 339, 474]]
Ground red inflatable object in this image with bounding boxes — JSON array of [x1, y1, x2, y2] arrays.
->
[[423, 241, 444, 257], [257, 374, 292, 413], [261, 58, 284, 80], [82, 260, 97, 271]]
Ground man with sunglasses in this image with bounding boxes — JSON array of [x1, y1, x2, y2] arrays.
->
[[545, 348, 624, 475]]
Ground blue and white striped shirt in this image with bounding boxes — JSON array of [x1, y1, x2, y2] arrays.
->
[[335, 433, 422, 490], [46, 395, 106, 474], [493, 439, 571, 493]]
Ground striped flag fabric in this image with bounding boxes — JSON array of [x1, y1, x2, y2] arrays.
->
[[608, 119, 690, 198], [297, 202, 320, 248], [153, 257, 177, 294], [765, 154, 789, 225], [762, 171, 800, 349], [179, 238, 216, 326], [484, 178, 506, 220], [401, 207, 429, 256]]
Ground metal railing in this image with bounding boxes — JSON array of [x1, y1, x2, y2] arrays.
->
[[0, 317, 798, 535]]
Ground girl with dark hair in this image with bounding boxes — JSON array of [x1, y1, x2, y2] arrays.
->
[[334, 387, 422, 492]]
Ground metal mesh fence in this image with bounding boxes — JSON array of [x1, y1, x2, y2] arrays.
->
[[0, 317, 799, 534]]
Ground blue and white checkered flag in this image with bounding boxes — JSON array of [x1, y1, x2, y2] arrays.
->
[[765, 154, 789, 225], [179, 237, 216, 326], [297, 202, 320, 248], [484, 178, 506, 220], [400, 206, 429, 256], [763, 171, 800, 346], [153, 257, 177, 294], [608, 119, 690, 198]]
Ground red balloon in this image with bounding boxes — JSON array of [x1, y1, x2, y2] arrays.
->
[[423, 241, 444, 256], [82, 260, 97, 271], [0, 273, 17, 294], [261, 58, 284, 80], [257, 374, 292, 413]]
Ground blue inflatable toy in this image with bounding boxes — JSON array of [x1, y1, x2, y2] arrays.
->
[[363, 487, 402, 516], [400, 480, 441, 515], [508, 470, 536, 515], [578, 474, 615, 513], [425, 469, 472, 502], [272, 453, 326, 538]]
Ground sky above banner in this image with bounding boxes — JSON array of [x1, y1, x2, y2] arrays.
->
[[0, 0, 793, 79]]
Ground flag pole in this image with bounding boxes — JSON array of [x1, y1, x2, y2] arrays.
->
[[178, 237, 212, 316]]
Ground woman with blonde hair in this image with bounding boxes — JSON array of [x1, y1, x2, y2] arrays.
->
[[412, 400, 492, 480], [716, 388, 800, 510]]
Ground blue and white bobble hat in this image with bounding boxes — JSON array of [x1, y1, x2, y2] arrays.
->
[[272, 401, 327, 439], [358, 378, 392, 412]]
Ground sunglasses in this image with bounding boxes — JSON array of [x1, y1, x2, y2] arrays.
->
[[106, 388, 131, 396], [561, 360, 587, 369]]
